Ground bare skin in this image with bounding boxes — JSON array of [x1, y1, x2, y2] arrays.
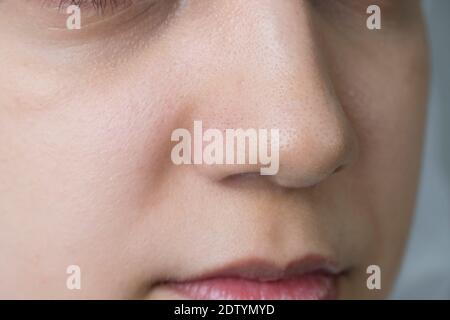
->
[[0, 0, 428, 299]]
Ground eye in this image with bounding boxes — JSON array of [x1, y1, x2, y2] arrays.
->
[[40, 0, 145, 16], [0, 0, 178, 43], [311, 0, 414, 28], [22, 0, 175, 33], [315, 0, 396, 9]]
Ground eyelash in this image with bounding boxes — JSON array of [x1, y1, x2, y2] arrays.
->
[[43, 0, 126, 13]]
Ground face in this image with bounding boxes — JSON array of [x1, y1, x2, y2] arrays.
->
[[0, 0, 428, 299]]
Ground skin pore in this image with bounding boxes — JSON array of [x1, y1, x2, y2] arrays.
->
[[0, 0, 428, 299]]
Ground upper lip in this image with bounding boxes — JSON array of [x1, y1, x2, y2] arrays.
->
[[167, 254, 342, 284]]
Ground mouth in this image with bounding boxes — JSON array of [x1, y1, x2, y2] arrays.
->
[[163, 255, 342, 300]]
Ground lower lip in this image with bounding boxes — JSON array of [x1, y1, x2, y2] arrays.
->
[[168, 273, 338, 300]]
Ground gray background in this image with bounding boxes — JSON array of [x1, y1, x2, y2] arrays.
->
[[391, 0, 450, 300]]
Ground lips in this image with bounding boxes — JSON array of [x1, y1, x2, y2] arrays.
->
[[165, 256, 340, 300]]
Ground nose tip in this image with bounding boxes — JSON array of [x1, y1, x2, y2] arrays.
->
[[189, 116, 357, 189], [268, 124, 357, 189]]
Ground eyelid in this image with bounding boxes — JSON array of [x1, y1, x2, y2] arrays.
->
[[35, 0, 162, 31], [14, 0, 178, 45], [313, 0, 400, 13], [41, 0, 137, 16]]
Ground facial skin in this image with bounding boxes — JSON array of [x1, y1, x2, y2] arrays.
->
[[0, 0, 428, 299]]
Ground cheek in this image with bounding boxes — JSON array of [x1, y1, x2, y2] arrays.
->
[[315, 29, 427, 298], [0, 42, 181, 208], [330, 30, 428, 290], [351, 41, 428, 217], [0, 57, 182, 296]]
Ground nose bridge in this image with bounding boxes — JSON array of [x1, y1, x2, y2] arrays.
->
[[216, 0, 319, 97], [197, 0, 334, 120], [186, 0, 356, 188], [201, 0, 342, 118]]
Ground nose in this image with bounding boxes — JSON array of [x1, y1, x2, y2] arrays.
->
[[180, 0, 357, 189]]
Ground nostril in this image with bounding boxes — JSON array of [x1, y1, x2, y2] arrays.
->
[[332, 165, 345, 175], [220, 172, 272, 189], [222, 172, 263, 184]]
